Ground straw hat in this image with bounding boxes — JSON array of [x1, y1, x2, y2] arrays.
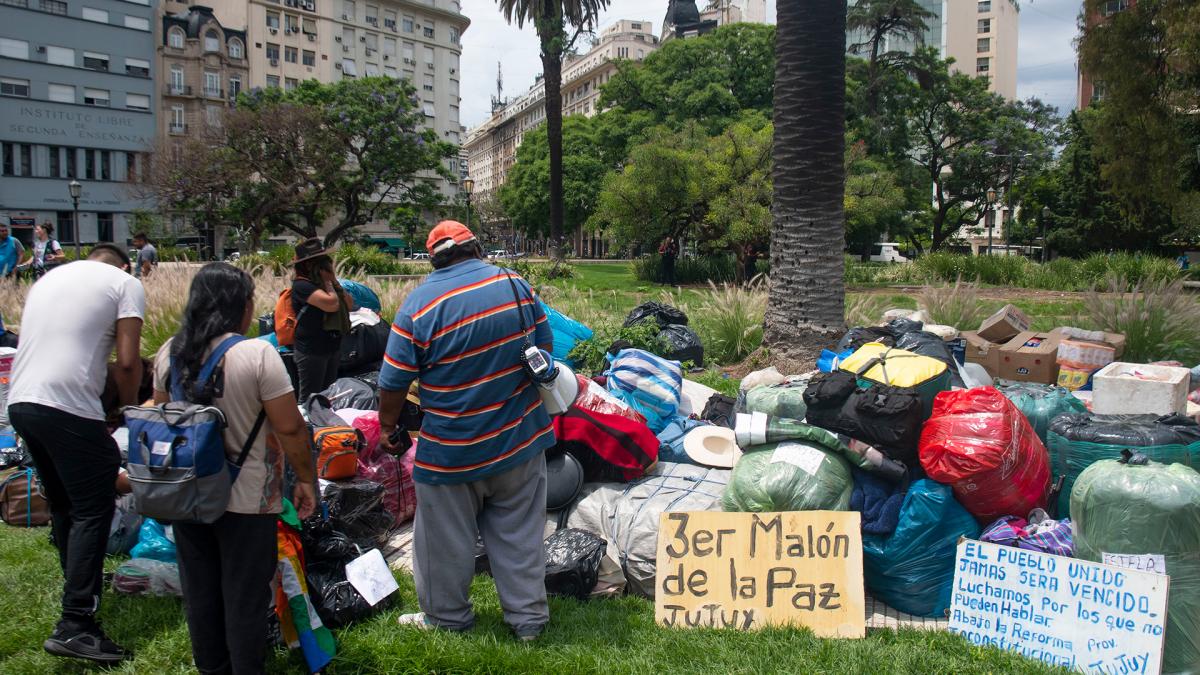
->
[[683, 426, 741, 468]]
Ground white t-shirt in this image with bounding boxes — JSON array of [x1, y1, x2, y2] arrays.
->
[[9, 260, 146, 420]]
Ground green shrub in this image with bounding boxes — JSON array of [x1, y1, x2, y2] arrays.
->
[[567, 321, 665, 376], [508, 260, 575, 286], [632, 254, 737, 285], [156, 246, 200, 262], [1080, 252, 1180, 288], [334, 243, 419, 275], [692, 281, 766, 365], [1080, 274, 1200, 363], [918, 279, 986, 328]]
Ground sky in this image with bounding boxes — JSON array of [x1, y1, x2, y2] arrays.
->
[[458, 0, 1082, 129]]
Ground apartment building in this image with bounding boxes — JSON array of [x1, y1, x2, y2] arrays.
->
[[0, 0, 156, 246], [847, 0, 1018, 100], [159, 6, 249, 142], [1077, 0, 1132, 109], [662, 0, 767, 42]]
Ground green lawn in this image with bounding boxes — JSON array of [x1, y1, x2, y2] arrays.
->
[[0, 526, 1066, 674]]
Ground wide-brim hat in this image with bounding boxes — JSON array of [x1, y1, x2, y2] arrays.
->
[[292, 238, 331, 265], [683, 426, 742, 469]]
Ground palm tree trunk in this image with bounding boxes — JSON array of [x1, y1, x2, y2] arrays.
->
[[764, 0, 847, 359], [542, 51, 565, 261]]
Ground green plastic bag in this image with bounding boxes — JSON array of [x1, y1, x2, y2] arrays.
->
[[998, 382, 1087, 445], [1072, 456, 1200, 674], [722, 437, 853, 513], [742, 381, 808, 420]]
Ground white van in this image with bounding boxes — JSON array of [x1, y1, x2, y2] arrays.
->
[[869, 243, 908, 263]]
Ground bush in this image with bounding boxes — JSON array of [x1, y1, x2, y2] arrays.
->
[[567, 321, 665, 376], [507, 259, 575, 286], [692, 281, 766, 365], [632, 254, 737, 285], [1080, 274, 1200, 364], [919, 279, 986, 328], [156, 246, 200, 262], [334, 244, 422, 276]]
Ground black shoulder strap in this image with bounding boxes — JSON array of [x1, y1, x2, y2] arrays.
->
[[504, 272, 531, 334], [233, 409, 267, 468]]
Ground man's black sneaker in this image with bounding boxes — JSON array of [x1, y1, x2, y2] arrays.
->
[[43, 624, 131, 664]]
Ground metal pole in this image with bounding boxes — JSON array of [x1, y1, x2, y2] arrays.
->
[[466, 194, 472, 230], [72, 198, 80, 259], [1040, 214, 1047, 264], [987, 208, 994, 256]]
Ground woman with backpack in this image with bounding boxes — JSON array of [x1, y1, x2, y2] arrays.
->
[[289, 239, 352, 399], [151, 263, 317, 675], [20, 222, 63, 278]]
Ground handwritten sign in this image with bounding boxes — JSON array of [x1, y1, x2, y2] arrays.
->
[[948, 540, 1168, 674], [654, 511, 865, 637]]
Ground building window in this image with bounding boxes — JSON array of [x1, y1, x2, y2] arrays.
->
[[978, 0, 991, 12], [286, 14, 299, 32], [402, 41, 414, 61], [266, 75, 280, 88], [977, 37, 991, 52], [205, 71, 221, 96], [83, 88, 110, 106], [0, 38, 28, 59], [342, 59, 357, 76], [302, 49, 315, 66], [57, 211, 75, 244], [229, 76, 242, 97], [422, 101, 434, 117], [285, 45, 298, 63], [204, 30, 220, 52], [45, 45, 74, 66], [126, 93, 149, 110], [1101, 0, 1129, 16], [423, 24, 434, 39], [100, 150, 111, 180], [170, 66, 184, 93], [384, 65, 397, 78], [402, 15, 412, 32], [450, 52, 459, 71], [17, 144, 31, 175], [81, 6, 107, 22], [365, 4, 377, 24], [284, 77, 298, 90], [125, 57, 150, 77], [125, 152, 136, 181], [168, 27, 185, 48], [83, 51, 109, 71], [449, 27, 459, 44], [1091, 79, 1106, 102], [384, 37, 396, 57], [97, 213, 113, 242], [48, 147, 60, 177], [423, 73, 433, 91], [47, 83, 74, 102], [40, 0, 68, 15], [85, 148, 95, 179], [632, 22, 641, 29], [228, 39, 244, 59], [978, 18, 991, 33], [365, 33, 377, 51], [0, 77, 29, 97], [449, 78, 458, 97], [124, 15, 149, 31], [423, 45, 433, 64], [303, 17, 317, 34], [617, 46, 628, 58], [205, 105, 222, 126], [65, 148, 75, 177], [1, 143, 12, 175], [266, 11, 280, 29], [976, 57, 990, 75], [266, 43, 280, 61], [384, 9, 395, 29], [403, 69, 413, 80], [449, 104, 458, 124], [170, 105, 185, 132], [342, 0, 353, 19]]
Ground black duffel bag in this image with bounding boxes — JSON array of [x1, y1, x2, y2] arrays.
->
[[338, 321, 391, 376], [802, 371, 924, 463]]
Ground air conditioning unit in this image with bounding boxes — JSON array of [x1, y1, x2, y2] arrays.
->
[[335, 62, 342, 69], [365, 48, 374, 55], [426, 63, 434, 69], [307, 34, 315, 41], [390, 26, 397, 32], [270, 58, 279, 66], [403, 58, 414, 64], [334, 35, 342, 42], [383, 54, 388, 60], [342, 45, 349, 52], [449, 67, 455, 74], [269, 27, 278, 34], [359, 35, 366, 42], [341, 13, 349, 19], [36, 45, 46, 53]]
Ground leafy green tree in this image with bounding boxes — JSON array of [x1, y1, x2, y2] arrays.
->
[[844, 141, 907, 257], [846, 0, 933, 123], [600, 23, 775, 134], [697, 113, 774, 281], [495, 0, 612, 260]]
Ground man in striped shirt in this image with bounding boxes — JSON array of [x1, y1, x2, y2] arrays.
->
[[377, 221, 554, 641]]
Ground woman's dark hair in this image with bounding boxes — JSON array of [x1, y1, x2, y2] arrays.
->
[[294, 255, 332, 282], [170, 263, 255, 402], [431, 241, 483, 270], [38, 222, 53, 236]]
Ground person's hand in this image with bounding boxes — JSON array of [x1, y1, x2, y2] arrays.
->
[[292, 481, 317, 520], [378, 424, 399, 455]]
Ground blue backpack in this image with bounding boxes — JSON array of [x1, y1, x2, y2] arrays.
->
[[124, 336, 265, 524]]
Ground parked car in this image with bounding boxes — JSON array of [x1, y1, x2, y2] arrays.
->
[[868, 243, 908, 264], [410, 252, 431, 260]]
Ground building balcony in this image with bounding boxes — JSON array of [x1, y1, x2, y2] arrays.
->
[[203, 87, 224, 99], [165, 84, 193, 97], [169, 123, 188, 134]]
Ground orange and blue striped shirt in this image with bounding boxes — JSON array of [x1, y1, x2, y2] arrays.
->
[[379, 258, 555, 484]]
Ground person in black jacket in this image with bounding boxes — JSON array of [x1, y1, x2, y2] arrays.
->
[[290, 239, 352, 399]]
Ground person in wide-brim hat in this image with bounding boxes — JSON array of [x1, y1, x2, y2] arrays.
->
[[289, 238, 351, 399], [292, 238, 331, 265]]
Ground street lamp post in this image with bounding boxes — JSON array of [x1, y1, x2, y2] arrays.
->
[[985, 188, 997, 256], [1041, 206, 1051, 264], [462, 177, 475, 231], [67, 179, 81, 259]]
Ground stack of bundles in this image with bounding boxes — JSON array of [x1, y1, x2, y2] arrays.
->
[[837, 326, 896, 352], [803, 372, 923, 464], [741, 380, 809, 420], [566, 462, 729, 598], [300, 513, 395, 628], [539, 300, 593, 367], [840, 343, 951, 419], [623, 302, 704, 367], [722, 424, 854, 512], [1047, 413, 1200, 518], [998, 382, 1088, 445], [605, 349, 682, 434], [862, 480, 980, 618], [1072, 454, 1200, 674], [895, 331, 964, 389], [920, 387, 1051, 523]]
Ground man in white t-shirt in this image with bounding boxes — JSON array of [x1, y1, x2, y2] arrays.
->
[[7, 244, 144, 664]]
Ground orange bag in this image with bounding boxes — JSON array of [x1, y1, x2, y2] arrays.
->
[[274, 289, 300, 347], [314, 426, 363, 480]]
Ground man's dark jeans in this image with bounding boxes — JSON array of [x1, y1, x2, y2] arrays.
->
[[8, 402, 119, 624]]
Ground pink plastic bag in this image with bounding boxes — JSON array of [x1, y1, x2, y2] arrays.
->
[[350, 412, 381, 454], [919, 387, 1051, 523], [354, 421, 416, 527], [573, 375, 647, 424]]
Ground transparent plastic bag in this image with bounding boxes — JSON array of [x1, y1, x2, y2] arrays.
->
[[723, 440, 853, 513], [130, 518, 176, 563], [113, 558, 182, 597]]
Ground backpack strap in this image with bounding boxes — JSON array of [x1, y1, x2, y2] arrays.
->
[[233, 409, 267, 469], [170, 335, 246, 401]]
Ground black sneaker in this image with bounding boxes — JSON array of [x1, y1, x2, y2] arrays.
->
[[44, 623, 131, 664]]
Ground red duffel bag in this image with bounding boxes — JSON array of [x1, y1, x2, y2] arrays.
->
[[553, 406, 658, 482], [919, 386, 1051, 523]]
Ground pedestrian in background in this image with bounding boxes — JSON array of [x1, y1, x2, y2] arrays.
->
[[0, 222, 26, 277], [290, 239, 351, 399], [658, 235, 678, 286], [21, 222, 63, 277], [132, 233, 157, 279]]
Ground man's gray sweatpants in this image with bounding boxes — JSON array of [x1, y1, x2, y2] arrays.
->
[[412, 453, 548, 635]]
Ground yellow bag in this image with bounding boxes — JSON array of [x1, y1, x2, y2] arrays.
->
[[840, 343, 951, 419]]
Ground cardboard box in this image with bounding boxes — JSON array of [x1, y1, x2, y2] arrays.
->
[[1054, 329, 1126, 365], [960, 330, 1001, 378], [977, 304, 1032, 343], [998, 331, 1063, 384]]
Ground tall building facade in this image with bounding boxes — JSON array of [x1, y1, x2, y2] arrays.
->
[[1077, 0, 1132, 109], [158, 6, 249, 148], [0, 0, 157, 246], [847, 0, 1018, 100], [662, 0, 766, 42]]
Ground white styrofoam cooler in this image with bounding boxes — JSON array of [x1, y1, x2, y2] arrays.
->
[[1091, 361, 1190, 416]]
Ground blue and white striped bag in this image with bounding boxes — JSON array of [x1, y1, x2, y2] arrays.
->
[[605, 349, 683, 433]]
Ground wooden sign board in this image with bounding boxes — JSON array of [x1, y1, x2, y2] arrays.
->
[[948, 539, 1168, 674], [654, 511, 865, 637]]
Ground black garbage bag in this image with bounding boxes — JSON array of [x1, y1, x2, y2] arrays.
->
[[0, 444, 31, 470], [658, 324, 704, 367], [300, 515, 360, 562], [306, 559, 396, 628], [702, 393, 737, 428], [544, 528, 606, 600], [895, 331, 964, 389], [836, 326, 896, 353], [623, 302, 688, 329], [321, 377, 379, 411], [321, 479, 392, 545], [338, 322, 391, 377], [886, 318, 924, 337]]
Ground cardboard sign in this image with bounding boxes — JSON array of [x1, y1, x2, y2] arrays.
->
[[654, 511, 865, 637], [949, 540, 1168, 674]]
